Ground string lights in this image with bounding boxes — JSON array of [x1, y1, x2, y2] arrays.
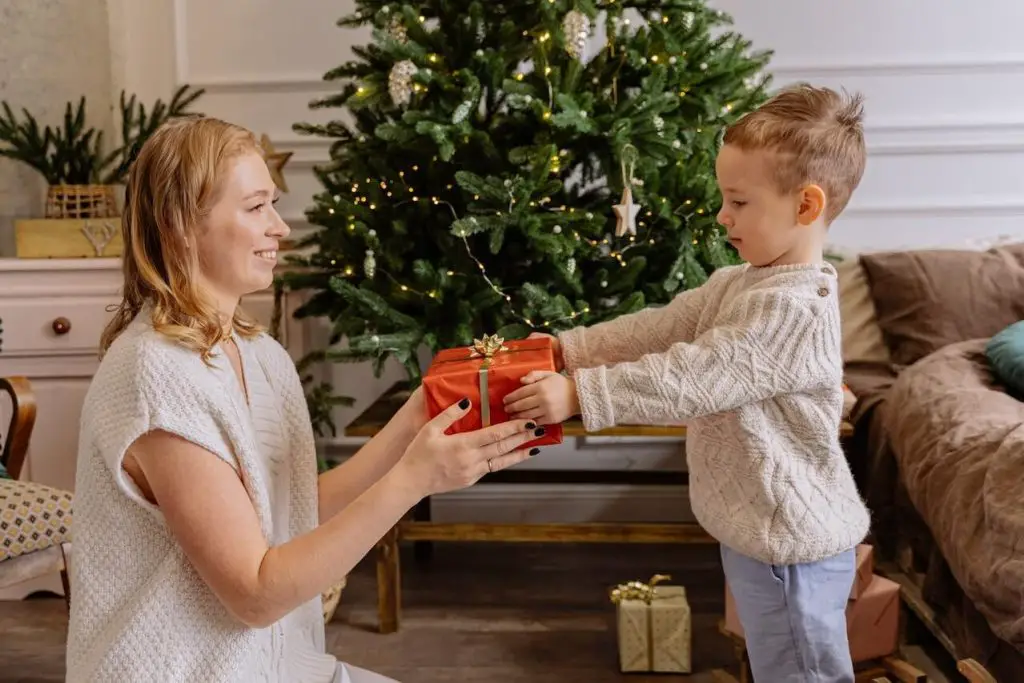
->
[[321, 158, 717, 330]]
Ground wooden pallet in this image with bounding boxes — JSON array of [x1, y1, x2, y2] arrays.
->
[[716, 620, 929, 683]]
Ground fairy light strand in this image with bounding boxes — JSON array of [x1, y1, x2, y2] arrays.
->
[[328, 156, 717, 327]]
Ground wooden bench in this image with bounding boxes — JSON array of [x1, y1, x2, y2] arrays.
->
[[344, 382, 854, 633]]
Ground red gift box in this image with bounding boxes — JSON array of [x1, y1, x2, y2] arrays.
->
[[723, 569, 899, 664], [423, 334, 563, 448]]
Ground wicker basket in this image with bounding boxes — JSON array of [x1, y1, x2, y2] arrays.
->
[[322, 578, 346, 624], [45, 184, 119, 219]]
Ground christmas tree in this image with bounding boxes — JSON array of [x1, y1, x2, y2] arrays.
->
[[283, 0, 772, 389]]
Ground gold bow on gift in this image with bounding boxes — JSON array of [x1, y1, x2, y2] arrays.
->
[[609, 574, 672, 604], [467, 333, 508, 427], [470, 333, 509, 358]]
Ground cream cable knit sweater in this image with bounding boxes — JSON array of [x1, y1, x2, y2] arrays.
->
[[67, 312, 335, 682], [559, 262, 870, 565]]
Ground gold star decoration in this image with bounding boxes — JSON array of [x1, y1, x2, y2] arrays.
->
[[260, 134, 293, 193], [613, 186, 641, 236]]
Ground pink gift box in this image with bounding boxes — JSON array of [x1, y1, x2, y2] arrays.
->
[[850, 544, 874, 600]]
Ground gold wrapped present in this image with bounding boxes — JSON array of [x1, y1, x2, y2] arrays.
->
[[610, 574, 691, 673]]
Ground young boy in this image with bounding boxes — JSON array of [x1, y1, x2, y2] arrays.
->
[[504, 83, 871, 683]]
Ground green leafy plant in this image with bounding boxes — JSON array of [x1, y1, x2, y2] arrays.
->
[[0, 84, 204, 185]]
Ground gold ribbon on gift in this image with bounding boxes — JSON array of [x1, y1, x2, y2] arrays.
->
[[610, 574, 674, 671], [609, 573, 672, 605], [470, 334, 508, 427]]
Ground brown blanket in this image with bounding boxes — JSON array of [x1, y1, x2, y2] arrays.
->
[[882, 339, 1024, 651]]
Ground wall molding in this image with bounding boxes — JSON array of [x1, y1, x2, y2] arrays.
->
[[769, 55, 1024, 77], [844, 199, 1024, 218], [180, 54, 1024, 93], [178, 73, 339, 93], [266, 117, 1024, 163]]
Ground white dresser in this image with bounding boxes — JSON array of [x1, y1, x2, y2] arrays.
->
[[0, 257, 307, 598]]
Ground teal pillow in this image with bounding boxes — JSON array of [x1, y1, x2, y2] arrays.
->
[[986, 320, 1024, 399]]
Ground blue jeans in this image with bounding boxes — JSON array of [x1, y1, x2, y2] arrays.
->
[[721, 544, 855, 683]]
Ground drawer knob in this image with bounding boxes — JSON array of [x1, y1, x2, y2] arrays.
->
[[52, 317, 71, 335]]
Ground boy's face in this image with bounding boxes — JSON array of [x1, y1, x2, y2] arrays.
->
[[714, 144, 819, 267]]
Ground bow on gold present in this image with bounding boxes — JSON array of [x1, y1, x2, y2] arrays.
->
[[609, 574, 672, 604], [611, 574, 691, 673]]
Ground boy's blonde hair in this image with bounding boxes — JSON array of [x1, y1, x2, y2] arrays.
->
[[723, 82, 866, 224]]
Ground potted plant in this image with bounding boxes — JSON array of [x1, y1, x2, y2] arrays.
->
[[1, 85, 203, 257]]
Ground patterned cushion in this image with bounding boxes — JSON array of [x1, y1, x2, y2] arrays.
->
[[0, 479, 73, 562]]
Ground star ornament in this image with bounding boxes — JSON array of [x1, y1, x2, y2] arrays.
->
[[613, 186, 641, 236], [260, 134, 293, 193]]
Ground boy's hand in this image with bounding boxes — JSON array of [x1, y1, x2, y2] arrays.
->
[[528, 331, 564, 372], [503, 371, 580, 424]]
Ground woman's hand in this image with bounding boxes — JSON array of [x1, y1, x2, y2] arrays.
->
[[317, 384, 429, 521], [392, 397, 541, 498], [392, 384, 429, 435]]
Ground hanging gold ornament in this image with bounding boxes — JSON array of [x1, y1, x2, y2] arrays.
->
[[562, 9, 590, 60], [613, 187, 641, 237], [613, 144, 641, 237], [388, 60, 418, 107]]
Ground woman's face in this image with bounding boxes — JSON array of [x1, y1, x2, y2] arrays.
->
[[193, 151, 290, 312]]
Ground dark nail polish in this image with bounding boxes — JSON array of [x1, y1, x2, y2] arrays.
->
[[525, 421, 536, 430], [458, 398, 470, 410], [529, 447, 540, 456], [534, 427, 546, 437]]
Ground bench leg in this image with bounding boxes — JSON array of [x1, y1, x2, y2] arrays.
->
[[376, 524, 401, 634], [412, 496, 433, 566]]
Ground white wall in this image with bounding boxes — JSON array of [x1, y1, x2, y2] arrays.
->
[[713, 0, 1024, 252], [0, 0, 115, 256], [108, 0, 1024, 522]]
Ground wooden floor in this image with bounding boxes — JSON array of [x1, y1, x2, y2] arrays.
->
[[0, 543, 957, 682]]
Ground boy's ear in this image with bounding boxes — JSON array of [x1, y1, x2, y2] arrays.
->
[[796, 184, 826, 226]]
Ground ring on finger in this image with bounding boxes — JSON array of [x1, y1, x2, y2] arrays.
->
[[487, 459, 493, 473]]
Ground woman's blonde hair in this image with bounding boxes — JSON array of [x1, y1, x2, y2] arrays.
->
[[100, 115, 264, 358]]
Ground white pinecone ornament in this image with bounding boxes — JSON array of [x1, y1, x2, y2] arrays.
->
[[364, 249, 377, 278], [562, 10, 589, 60], [388, 60, 418, 107]]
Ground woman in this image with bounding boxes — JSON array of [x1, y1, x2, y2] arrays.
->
[[66, 116, 541, 683]]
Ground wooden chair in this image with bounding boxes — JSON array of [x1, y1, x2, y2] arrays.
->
[[0, 376, 72, 609]]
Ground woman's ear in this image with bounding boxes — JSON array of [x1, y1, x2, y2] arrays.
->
[[797, 184, 827, 226]]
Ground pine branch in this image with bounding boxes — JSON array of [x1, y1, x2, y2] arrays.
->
[[287, 0, 772, 394]]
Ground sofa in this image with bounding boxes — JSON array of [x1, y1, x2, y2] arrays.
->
[[835, 241, 1024, 680]]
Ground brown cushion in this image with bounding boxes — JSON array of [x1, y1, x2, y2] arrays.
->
[[860, 243, 1024, 367]]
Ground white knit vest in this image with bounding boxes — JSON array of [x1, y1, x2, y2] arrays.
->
[[67, 311, 335, 682]]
